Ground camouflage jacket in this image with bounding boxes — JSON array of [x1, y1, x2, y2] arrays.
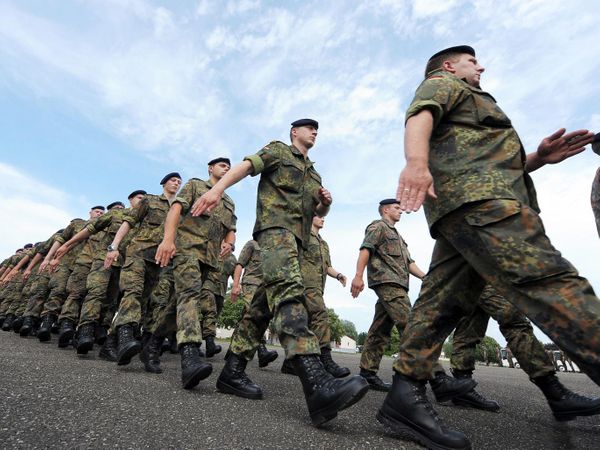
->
[[85, 208, 133, 266], [592, 168, 600, 238], [217, 254, 237, 297], [55, 219, 87, 267], [406, 70, 539, 235], [244, 141, 323, 249], [123, 194, 172, 261], [302, 230, 331, 290], [237, 240, 263, 286], [360, 219, 413, 289], [174, 178, 236, 268]]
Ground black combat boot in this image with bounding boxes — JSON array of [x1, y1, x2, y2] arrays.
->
[[205, 336, 222, 357], [98, 334, 118, 362], [217, 353, 263, 399], [12, 316, 24, 333], [19, 316, 36, 337], [320, 347, 351, 378], [169, 332, 178, 354], [281, 358, 297, 375], [95, 324, 107, 345], [293, 354, 369, 427], [1, 314, 15, 331], [116, 324, 141, 365], [37, 314, 57, 342], [140, 334, 163, 374], [140, 331, 151, 351], [257, 344, 278, 368], [76, 323, 96, 354], [180, 343, 213, 389], [450, 369, 500, 412], [360, 368, 391, 392], [57, 319, 76, 348], [429, 370, 477, 403], [532, 373, 600, 421], [377, 373, 471, 449]]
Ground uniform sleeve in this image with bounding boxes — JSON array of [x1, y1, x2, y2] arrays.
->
[[243, 142, 282, 176], [173, 180, 195, 215], [86, 211, 113, 235], [402, 239, 415, 265], [322, 240, 332, 269], [123, 197, 149, 227], [55, 223, 75, 245], [237, 241, 254, 268], [405, 75, 464, 128], [360, 223, 383, 252], [226, 255, 237, 276]]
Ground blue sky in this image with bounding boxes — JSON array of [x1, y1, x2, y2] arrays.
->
[[1, 0, 600, 345]]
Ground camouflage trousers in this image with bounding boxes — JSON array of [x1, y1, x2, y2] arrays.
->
[[23, 272, 51, 318], [198, 267, 222, 339], [592, 167, 600, 238], [0, 279, 19, 317], [149, 266, 176, 337], [361, 283, 411, 373], [395, 199, 600, 384], [256, 228, 320, 359], [229, 283, 271, 360], [448, 285, 555, 379], [0, 277, 23, 317], [112, 256, 161, 329], [7, 274, 33, 317], [304, 287, 331, 349], [58, 261, 92, 323], [41, 265, 72, 318], [78, 260, 121, 329]]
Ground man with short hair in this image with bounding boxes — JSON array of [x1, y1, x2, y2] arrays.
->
[[381, 45, 600, 449]]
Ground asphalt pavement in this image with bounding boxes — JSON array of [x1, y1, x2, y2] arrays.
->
[[1, 332, 599, 449]]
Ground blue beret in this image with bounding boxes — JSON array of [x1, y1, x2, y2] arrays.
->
[[128, 189, 147, 199], [429, 45, 475, 61], [208, 157, 231, 166], [291, 118, 319, 129], [107, 201, 125, 210], [160, 172, 181, 185], [91, 205, 105, 211], [379, 198, 400, 206]]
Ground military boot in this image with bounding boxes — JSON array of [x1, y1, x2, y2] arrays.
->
[[293, 354, 369, 427], [1, 314, 14, 331], [450, 369, 500, 412], [140, 334, 163, 374], [12, 316, 24, 333], [320, 347, 351, 378], [360, 368, 391, 392], [257, 344, 278, 368], [533, 373, 600, 421], [0, 316, 4, 327], [281, 358, 297, 375], [19, 316, 36, 337], [95, 324, 107, 345], [57, 319, 76, 348], [429, 370, 477, 403], [205, 336, 222, 358], [116, 324, 141, 365], [180, 343, 213, 389], [76, 323, 96, 354], [98, 334, 118, 362], [377, 373, 471, 450], [37, 314, 57, 342], [217, 353, 263, 399], [169, 332, 178, 354]]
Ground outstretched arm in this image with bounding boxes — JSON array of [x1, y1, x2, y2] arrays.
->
[[350, 248, 370, 298], [155, 203, 183, 267], [525, 128, 594, 173]]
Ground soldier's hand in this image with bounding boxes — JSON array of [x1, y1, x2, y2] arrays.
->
[[231, 284, 241, 303], [350, 275, 364, 298], [220, 241, 233, 257], [318, 187, 333, 206], [396, 164, 436, 213], [104, 250, 119, 270], [337, 273, 347, 287], [4, 269, 17, 282], [537, 128, 594, 165], [22, 269, 32, 282], [155, 240, 176, 267], [191, 189, 222, 217], [55, 244, 69, 260], [48, 258, 60, 273], [38, 260, 50, 273]]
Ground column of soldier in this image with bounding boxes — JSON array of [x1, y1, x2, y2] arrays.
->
[[2, 45, 600, 450]]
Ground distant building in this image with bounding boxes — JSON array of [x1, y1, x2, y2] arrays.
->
[[332, 335, 357, 353]]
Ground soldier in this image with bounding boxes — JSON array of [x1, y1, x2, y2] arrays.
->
[[104, 174, 180, 365], [591, 133, 600, 237], [189, 119, 368, 427], [380, 45, 600, 449], [281, 215, 350, 378], [153, 160, 236, 388], [0, 245, 33, 331]]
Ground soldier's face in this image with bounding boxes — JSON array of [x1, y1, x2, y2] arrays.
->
[[164, 177, 182, 195], [209, 162, 230, 180], [90, 209, 104, 219], [384, 204, 402, 222], [447, 54, 485, 87], [312, 216, 325, 229], [129, 194, 145, 208], [293, 126, 318, 149]]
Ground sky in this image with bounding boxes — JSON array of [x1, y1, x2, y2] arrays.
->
[[1, 0, 600, 346]]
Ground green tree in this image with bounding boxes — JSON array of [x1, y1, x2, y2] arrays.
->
[[341, 319, 358, 341], [475, 336, 501, 365], [327, 308, 345, 344], [357, 332, 367, 347], [217, 293, 245, 329], [442, 332, 454, 359]]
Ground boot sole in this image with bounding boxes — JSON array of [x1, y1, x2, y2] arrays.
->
[[377, 409, 471, 450], [434, 379, 477, 403], [216, 379, 263, 400], [258, 352, 278, 368], [117, 342, 141, 366], [144, 364, 163, 374], [77, 338, 94, 355], [311, 379, 370, 427], [98, 352, 118, 362], [553, 402, 600, 422], [182, 365, 213, 390], [452, 397, 500, 413], [58, 330, 75, 348], [37, 330, 51, 342], [19, 328, 32, 337]]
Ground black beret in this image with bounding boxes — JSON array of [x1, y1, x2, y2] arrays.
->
[[56, 229, 65, 234], [208, 157, 231, 166], [91, 205, 105, 211], [160, 172, 182, 185], [429, 45, 475, 61], [107, 201, 125, 210], [291, 118, 319, 129], [127, 189, 147, 199], [379, 198, 400, 206], [593, 132, 600, 142], [24, 243, 33, 249], [16, 248, 23, 253]]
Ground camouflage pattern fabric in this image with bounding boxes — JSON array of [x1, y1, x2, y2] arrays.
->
[[123, 194, 171, 262], [54, 219, 88, 267], [304, 287, 330, 349], [302, 231, 331, 290], [237, 240, 262, 286], [58, 259, 93, 323], [23, 272, 51, 319], [5, 274, 26, 316], [200, 254, 236, 338], [41, 264, 73, 318], [360, 283, 411, 373], [149, 266, 176, 337], [85, 207, 130, 266], [592, 167, 600, 238], [229, 283, 271, 360], [78, 260, 121, 328]]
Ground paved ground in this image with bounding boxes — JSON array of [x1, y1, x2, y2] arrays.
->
[[1, 332, 599, 449]]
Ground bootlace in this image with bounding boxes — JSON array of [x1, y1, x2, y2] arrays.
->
[[413, 383, 443, 425]]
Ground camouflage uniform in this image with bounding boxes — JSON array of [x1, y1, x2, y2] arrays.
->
[[359, 219, 414, 373], [0, 253, 26, 318], [449, 285, 555, 379], [112, 195, 172, 329], [148, 266, 176, 336], [200, 253, 237, 339], [395, 70, 600, 384], [0, 252, 30, 318], [592, 167, 600, 238], [243, 141, 323, 359], [23, 234, 61, 319]]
